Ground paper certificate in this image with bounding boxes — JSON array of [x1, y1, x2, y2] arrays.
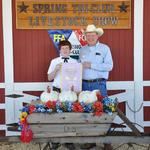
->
[[61, 63, 82, 92]]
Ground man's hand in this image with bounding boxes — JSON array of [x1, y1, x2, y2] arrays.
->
[[82, 61, 91, 68]]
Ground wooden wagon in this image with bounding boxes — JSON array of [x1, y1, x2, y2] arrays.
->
[[26, 112, 117, 149], [4, 109, 150, 150], [27, 112, 117, 139], [4, 98, 150, 150], [25, 110, 150, 150]]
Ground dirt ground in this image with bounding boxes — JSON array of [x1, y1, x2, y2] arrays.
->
[[0, 143, 149, 150]]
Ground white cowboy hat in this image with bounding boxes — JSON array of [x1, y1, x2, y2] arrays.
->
[[84, 24, 104, 37]]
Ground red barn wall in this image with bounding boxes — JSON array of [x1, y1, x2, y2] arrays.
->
[[0, 0, 5, 137], [12, 1, 57, 82], [12, 0, 134, 82], [143, 0, 150, 133], [144, 0, 150, 81], [11, 0, 134, 123], [0, 0, 4, 83]]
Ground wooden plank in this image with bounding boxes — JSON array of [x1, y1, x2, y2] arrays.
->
[[117, 108, 141, 136], [30, 124, 111, 137], [35, 136, 150, 144], [27, 113, 116, 124], [33, 130, 108, 138], [30, 124, 110, 132], [1, 135, 150, 144], [34, 132, 77, 138], [33, 128, 108, 138]]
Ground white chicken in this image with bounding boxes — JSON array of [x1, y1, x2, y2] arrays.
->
[[40, 86, 59, 103], [78, 90, 98, 103]]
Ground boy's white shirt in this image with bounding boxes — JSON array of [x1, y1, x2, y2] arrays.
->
[[47, 56, 78, 88]]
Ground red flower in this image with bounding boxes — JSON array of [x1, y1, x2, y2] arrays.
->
[[29, 105, 36, 114], [93, 101, 103, 111], [20, 117, 27, 125], [96, 92, 104, 101], [45, 101, 56, 109], [93, 101, 103, 116], [73, 102, 84, 112], [20, 124, 33, 143]]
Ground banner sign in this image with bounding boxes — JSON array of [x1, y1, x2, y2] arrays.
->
[[48, 29, 87, 59], [61, 63, 82, 92], [16, 0, 131, 29], [48, 30, 72, 52]]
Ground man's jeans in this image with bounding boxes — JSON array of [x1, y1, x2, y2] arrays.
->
[[82, 79, 107, 97]]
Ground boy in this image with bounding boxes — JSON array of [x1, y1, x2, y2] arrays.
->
[[47, 40, 77, 149], [47, 40, 77, 93]]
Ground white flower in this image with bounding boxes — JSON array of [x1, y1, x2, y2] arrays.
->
[[59, 90, 77, 102], [78, 91, 97, 103], [40, 91, 59, 103]]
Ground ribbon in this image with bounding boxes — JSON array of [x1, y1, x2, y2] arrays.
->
[[62, 57, 69, 63]]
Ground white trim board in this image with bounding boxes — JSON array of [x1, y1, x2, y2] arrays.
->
[[0, 125, 7, 130], [7, 80, 150, 91], [107, 81, 134, 90], [143, 81, 150, 86], [14, 81, 134, 91], [143, 101, 150, 106], [14, 82, 52, 91], [143, 121, 150, 127], [0, 83, 5, 88], [2, 0, 14, 92], [134, 0, 143, 82], [0, 104, 5, 109], [133, 0, 144, 132], [2, 0, 14, 136]]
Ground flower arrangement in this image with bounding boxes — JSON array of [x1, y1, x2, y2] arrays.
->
[[102, 97, 118, 115], [18, 89, 117, 143]]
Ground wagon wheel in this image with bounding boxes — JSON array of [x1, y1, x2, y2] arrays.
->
[[148, 144, 150, 150], [38, 142, 61, 150]]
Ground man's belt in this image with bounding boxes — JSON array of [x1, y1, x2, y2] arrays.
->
[[82, 78, 105, 83]]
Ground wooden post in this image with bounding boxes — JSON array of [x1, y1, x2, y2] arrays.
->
[[117, 108, 141, 136]]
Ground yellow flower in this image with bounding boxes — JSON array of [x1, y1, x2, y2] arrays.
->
[[112, 107, 115, 112], [21, 118, 25, 122], [20, 112, 28, 119]]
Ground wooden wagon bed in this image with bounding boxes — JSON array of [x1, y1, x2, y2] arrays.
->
[[27, 112, 117, 138], [3, 108, 150, 150]]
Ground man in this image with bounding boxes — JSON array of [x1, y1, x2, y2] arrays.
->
[[79, 24, 113, 150], [80, 24, 113, 97]]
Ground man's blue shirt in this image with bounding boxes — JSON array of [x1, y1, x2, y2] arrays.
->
[[79, 42, 113, 80]]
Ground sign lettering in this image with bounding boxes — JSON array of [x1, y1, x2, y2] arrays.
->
[[16, 0, 131, 29]]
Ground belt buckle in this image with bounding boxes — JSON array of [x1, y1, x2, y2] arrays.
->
[[89, 79, 95, 83], [97, 78, 100, 82], [92, 79, 95, 83], [88, 80, 91, 83]]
